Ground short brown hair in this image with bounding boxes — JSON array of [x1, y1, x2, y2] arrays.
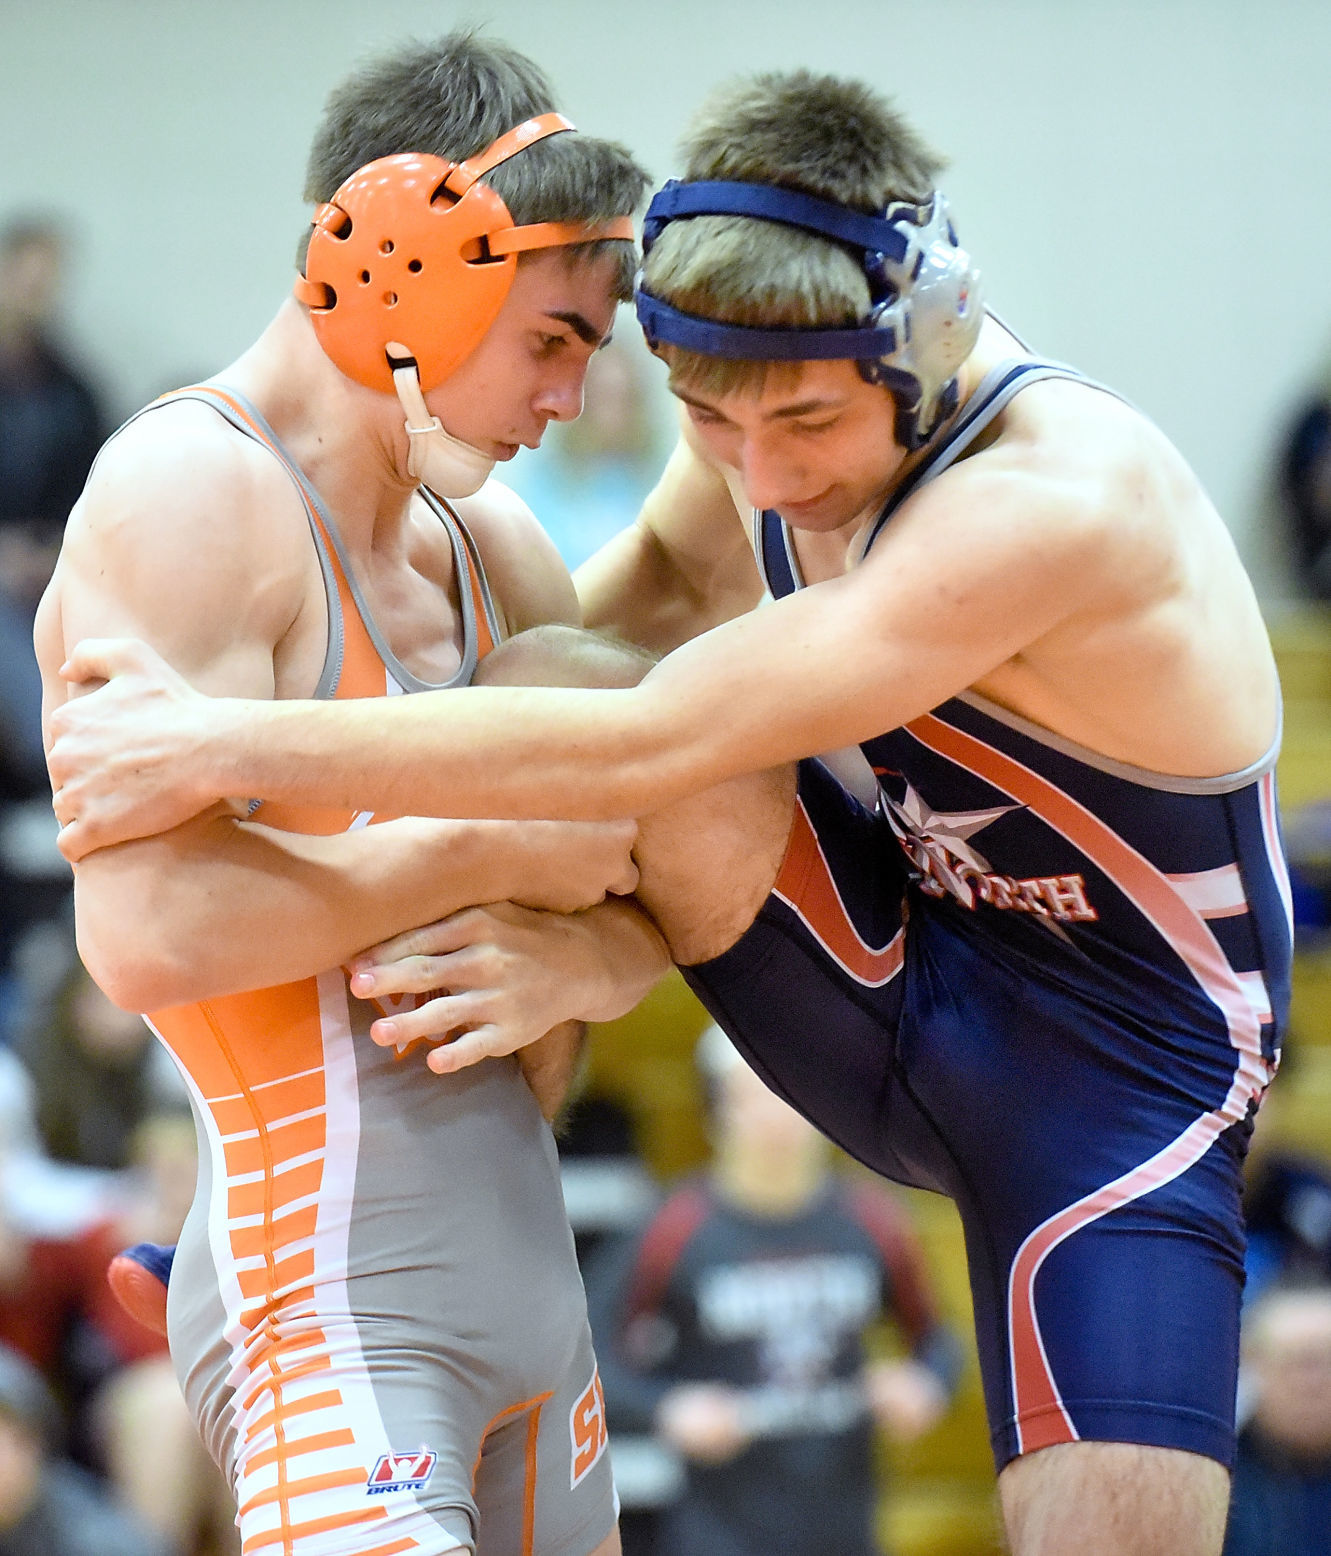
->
[[301, 30, 649, 300], [643, 71, 946, 395]]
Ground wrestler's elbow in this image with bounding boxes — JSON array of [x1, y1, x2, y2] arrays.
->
[[72, 868, 212, 1012], [74, 923, 188, 1014]]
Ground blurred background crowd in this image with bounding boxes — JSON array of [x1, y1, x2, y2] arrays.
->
[[4, 3, 1331, 1553]]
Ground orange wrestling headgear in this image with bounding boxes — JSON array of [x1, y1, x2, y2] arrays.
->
[[294, 113, 634, 495]]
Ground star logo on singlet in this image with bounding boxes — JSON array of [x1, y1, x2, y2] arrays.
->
[[878, 780, 1092, 942], [881, 782, 1017, 906]]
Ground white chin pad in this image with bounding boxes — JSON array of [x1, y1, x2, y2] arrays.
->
[[390, 360, 496, 500]]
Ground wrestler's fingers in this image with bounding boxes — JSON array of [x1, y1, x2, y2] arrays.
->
[[350, 954, 447, 999], [368, 992, 483, 1048], [351, 941, 495, 1000], [59, 636, 160, 685], [347, 907, 496, 981], [56, 818, 92, 864], [425, 1027, 507, 1075], [56, 805, 133, 863]]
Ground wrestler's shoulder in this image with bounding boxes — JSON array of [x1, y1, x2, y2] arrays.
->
[[451, 477, 581, 630]]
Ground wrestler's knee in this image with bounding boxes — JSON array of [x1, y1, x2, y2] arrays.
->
[[634, 759, 797, 966], [998, 1440, 1229, 1556], [473, 624, 656, 691], [478, 623, 796, 966]]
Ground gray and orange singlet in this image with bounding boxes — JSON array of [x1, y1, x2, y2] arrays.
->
[[130, 388, 617, 1556]]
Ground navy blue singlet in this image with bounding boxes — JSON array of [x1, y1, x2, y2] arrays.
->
[[682, 357, 1294, 1470]]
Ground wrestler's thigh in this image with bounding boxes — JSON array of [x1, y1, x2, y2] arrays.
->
[[679, 759, 919, 1182], [473, 620, 798, 966], [944, 1090, 1247, 1470], [998, 1440, 1229, 1556]]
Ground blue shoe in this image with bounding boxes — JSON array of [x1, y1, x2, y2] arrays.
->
[[107, 1241, 175, 1338]]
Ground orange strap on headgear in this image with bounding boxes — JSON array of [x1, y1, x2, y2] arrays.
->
[[294, 113, 634, 392]]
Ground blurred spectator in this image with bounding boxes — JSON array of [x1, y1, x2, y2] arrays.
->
[[0, 1086, 232, 1556], [1242, 1043, 1331, 1310], [502, 332, 669, 569], [0, 1338, 172, 1556], [558, 1093, 658, 1270], [15, 955, 187, 1170], [1276, 367, 1331, 600], [0, 216, 106, 597], [0, 215, 107, 1045], [85, 1112, 238, 1556], [1224, 1280, 1331, 1555], [0, 1112, 172, 1420], [586, 1025, 962, 1556]]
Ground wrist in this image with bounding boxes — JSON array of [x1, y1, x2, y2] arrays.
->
[[578, 902, 670, 1022], [466, 819, 548, 902], [203, 697, 258, 800]]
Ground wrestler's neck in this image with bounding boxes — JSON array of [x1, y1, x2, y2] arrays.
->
[[800, 318, 1030, 574], [214, 300, 424, 547]]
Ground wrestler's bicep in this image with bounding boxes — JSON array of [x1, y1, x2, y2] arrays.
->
[[576, 426, 761, 653], [51, 426, 309, 702]]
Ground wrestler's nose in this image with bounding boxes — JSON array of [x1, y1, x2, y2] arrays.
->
[[738, 436, 800, 512], [535, 364, 586, 424]]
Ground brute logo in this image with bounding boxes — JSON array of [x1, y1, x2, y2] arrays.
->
[[367, 1450, 438, 1495]]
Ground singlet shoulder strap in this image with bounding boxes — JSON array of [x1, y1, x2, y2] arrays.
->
[[858, 356, 1123, 558], [753, 353, 1123, 600], [133, 384, 348, 696], [132, 387, 499, 691], [418, 489, 504, 665], [754, 507, 802, 601], [190, 392, 489, 691]]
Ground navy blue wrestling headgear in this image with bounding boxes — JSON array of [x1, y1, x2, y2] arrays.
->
[[635, 180, 983, 450]]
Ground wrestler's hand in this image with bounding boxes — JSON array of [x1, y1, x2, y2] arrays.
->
[[349, 901, 630, 1073], [502, 819, 640, 913], [48, 638, 232, 861]]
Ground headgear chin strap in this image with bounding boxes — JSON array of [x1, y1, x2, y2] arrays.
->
[[635, 180, 982, 450], [388, 350, 495, 499], [294, 113, 635, 496]]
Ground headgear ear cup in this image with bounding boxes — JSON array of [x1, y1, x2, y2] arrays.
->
[[299, 153, 518, 392], [635, 181, 981, 450], [295, 113, 635, 393]]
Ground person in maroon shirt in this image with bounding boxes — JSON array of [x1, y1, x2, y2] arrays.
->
[[586, 1026, 961, 1556]]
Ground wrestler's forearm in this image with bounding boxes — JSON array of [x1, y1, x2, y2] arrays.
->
[[197, 682, 691, 821], [75, 814, 594, 1012]]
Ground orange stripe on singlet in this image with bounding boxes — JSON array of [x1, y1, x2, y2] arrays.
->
[[241, 1390, 346, 1440], [147, 386, 499, 1556], [451, 509, 498, 658], [241, 1505, 390, 1554], [244, 1429, 358, 1473], [238, 1467, 375, 1516], [772, 800, 906, 987], [470, 1391, 554, 1556]]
